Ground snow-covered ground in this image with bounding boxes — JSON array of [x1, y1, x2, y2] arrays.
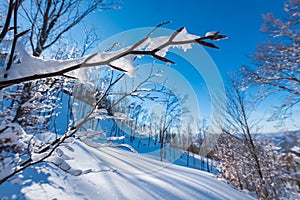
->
[[1, 140, 255, 200]]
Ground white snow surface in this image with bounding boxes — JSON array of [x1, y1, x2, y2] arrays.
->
[[205, 31, 218, 37], [173, 28, 199, 42], [1, 140, 255, 200], [107, 135, 126, 141], [291, 146, 300, 153]]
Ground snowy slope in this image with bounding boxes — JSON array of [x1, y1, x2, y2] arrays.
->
[[1, 141, 255, 200]]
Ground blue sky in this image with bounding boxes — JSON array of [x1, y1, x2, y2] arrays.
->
[[93, 0, 285, 74], [83, 0, 299, 132]]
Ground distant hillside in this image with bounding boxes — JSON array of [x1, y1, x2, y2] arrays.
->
[[256, 130, 300, 155]]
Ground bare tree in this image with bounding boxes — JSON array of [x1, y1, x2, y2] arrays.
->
[[156, 89, 188, 161], [11, 0, 113, 138], [0, 0, 105, 136], [195, 118, 214, 172], [242, 0, 300, 120], [213, 75, 300, 199], [224, 77, 271, 198]]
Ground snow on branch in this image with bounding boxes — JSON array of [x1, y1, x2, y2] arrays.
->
[[0, 27, 227, 89]]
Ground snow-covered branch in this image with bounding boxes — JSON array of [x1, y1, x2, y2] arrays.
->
[[0, 28, 227, 89]]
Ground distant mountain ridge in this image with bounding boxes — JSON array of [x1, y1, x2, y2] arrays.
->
[[256, 130, 300, 155]]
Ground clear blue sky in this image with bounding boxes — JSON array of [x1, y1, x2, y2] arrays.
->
[[84, 0, 299, 132], [92, 0, 285, 75]]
